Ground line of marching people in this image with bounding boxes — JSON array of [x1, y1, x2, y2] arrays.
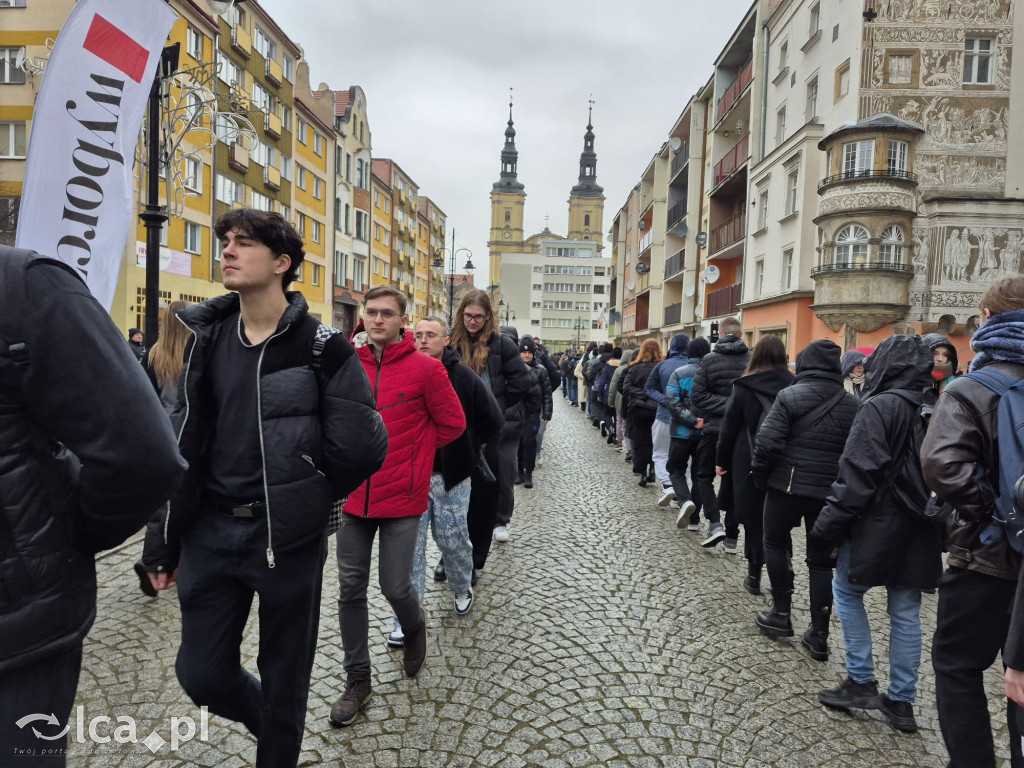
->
[[556, 276, 1024, 766]]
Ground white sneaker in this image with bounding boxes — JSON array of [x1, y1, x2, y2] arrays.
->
[[493, 525, 509, 542], [657, 486, 676, 507], [386, 625, 405, 648], [669, 500, 680, 509], [454, 589, 474, 616], [536, 453, 544, 467], [676, 500, 696, 529]]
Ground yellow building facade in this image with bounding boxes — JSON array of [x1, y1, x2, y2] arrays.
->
[[370, 172, 393, 289]]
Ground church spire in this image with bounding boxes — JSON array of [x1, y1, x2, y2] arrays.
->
[[570, 97, 603, 198], [492, 88, 524, 192]]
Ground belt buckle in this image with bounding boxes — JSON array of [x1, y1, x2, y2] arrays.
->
[[230, 504, 255, 518]]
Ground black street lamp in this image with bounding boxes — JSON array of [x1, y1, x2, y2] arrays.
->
[[574, 315, 583, 350], [498, 298, 515, 325], [431, 227, 474, 326]]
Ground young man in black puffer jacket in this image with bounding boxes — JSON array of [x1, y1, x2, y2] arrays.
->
[[515, 336, 552, 489], [750, 339, 858, 658]]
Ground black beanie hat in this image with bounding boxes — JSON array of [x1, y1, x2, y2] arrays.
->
[[519, 337, 537, 355]]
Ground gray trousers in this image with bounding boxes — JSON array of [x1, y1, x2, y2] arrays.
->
[[336, 513, 423, 678], [495, 428, 521, 527]]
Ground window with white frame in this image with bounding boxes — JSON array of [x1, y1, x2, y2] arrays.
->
[[313, 132, 324, 157], [280, 155, 291, 181], [805, 77, 818, 121], [887, 139, 909, 175], [964, 38, 994, 84], [296, 164, 306, 191], [281, 105, 292, 131], [186, 26, 203, 61], [215, 175, 240, 204], [842, 140, 874, 177], [159, 224, 168, 248], [757, 186, 769, 230], [251, 191, 272, 212], [250, 139, 269, 167], [835, 224, 870, 264], [184, 221, 201, 254], [785, 168, 799, 216], [312, 264, 320, 286], [555, 300, 573, 310], [776, 106, 787, 147], [783, 248, 794, 289], [353, 259, 365, 290], [0, 121, 27, 158], [753, 258, 765, 297], [283, 56, 294, 81], [355, 210, 367, 241], [778, 41, 789, 74], [313, 177, 323, 200], [279, 204, 290, 222], [879, 225, 905, 263], [297, 117, 307, 145], [532, 301, 542, 308], [216, 51, 242, 86], [252, 82, 272, 114], [295, 262, 303, 282], [253, 26, 276, 61], [809, 2, 820, 36], [577, 266, 592, 275], [0, 0, 29, 7], [532, 283, 542, 290], [0, 48, 26, 84]]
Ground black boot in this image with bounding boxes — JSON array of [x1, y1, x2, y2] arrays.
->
[[523, 471, 533, 489], [803, 567, 833, 661], [600, 421, 607, 437], [638, 475, 648, 488], [646, 466, 656, 484], [515, 470, 524, 485], [743, 563, 762, 596], [756, 590, 794, 637]]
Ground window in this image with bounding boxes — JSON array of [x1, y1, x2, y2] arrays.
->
[[577, 267, 592, 276], [296, 164, 307, 191], [576, 303, 591, 311], [185, 221, 201, 254], [835, 60, 851, 100], [0, 48, 26, 84], [344, 203, 351, 234], [252, 82, 272, 114], [253, 26, 276, 61], [313, 177, 323, 200], [295, 262, 303, 282], [879, 225, 905, 264], [251, 191, 272, 212], [279, 204, 290, 222], [775, 106, 786, 147], [532, 301, 542, 308], [314, 133, 324, 157], [250, 139, 269, 167], [783, 248, 794, 289], [785, 168, 799, 216], [353, 259, 365, 290], [295, 212, 305, 236], [159, 224, 168, 248], [0, 121, 27, 158], [778, 41, 789, 75], [186, 26, 204, 61], [283, 56, 294, 82], [835, 224, 870, 265], [584, 214, 591, 226], [355, 211, 367, 241], [964, 38, 994, 84], [843, 140, 874, 177], [754, 258, 765, 296], [356, 159, 366, 189], [887, 140, 909, 175], [808, 2, 820, 36], [312, 264, 320, 286], [382, 229, 389, 247], [593, 285, 605, 294], [215, 176, 240, 204], [757, 186, 769, 230], [345, 153, 352, 181], [0, 0, 28, 7], [281, 105, 292, 131], [805, 77, 818, 121], [297, 118, 307, 145], [216, 51, 242, 86]]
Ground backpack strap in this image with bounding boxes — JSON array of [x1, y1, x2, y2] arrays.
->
[[965, 369, 1017, 397], [789, 388, 846, 441], [311, 322, 341, 371]]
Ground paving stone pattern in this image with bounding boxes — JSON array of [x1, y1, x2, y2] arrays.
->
[[71, 395, 1012, 767]]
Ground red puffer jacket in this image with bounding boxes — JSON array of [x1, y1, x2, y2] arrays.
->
[[344, 331, 466, 519]]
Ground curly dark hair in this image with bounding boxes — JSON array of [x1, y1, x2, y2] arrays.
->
[[214, 208, 306, 290]]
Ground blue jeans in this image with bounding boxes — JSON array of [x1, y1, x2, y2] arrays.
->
[[412, 475, 473, 599], [568, 379, 578, 404], [833, 542, 923, 702], [536, 420, 548, 454]]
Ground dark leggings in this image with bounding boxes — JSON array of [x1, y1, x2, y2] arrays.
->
[[763, 489, 836, 611], [630, 408, 656, 475]]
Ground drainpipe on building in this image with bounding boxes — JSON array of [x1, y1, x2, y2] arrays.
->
[[694, 99, 708, 330], [209, 31, 220, 284], [759, 20, 770, 164]]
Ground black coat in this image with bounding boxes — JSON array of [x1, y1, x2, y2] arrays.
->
[[751, 340, 858, 500], [0, 249, 185, 675], [525, 359, 553, 422], [716, 368, 794, 522], [692, 335, 751, 428], [435, 347, 503, 490], [471, 329, 531, 413], [623, 361, 659, 413], [813, 336, 943, 589]]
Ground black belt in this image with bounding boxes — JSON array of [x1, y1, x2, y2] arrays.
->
[[217, 500, 266, 518]]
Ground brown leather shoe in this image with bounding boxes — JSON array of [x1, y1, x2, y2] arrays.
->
[[329, 676, 372, 727], [402, 608, 427, 677]]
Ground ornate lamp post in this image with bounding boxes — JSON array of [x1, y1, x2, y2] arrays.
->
[[574, 315, 583, 350], [431, 228, 474, 326], [499, 298, 515, 325]]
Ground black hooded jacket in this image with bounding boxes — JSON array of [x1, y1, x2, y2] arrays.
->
[[499, 326, 539, 436], [751, 340, 859, 499], [692, 335, 751, 428], [717, 368, 795, 477], [813, 336, 943, 589]]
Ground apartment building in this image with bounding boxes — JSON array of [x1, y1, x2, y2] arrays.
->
[[369, 170, 393, 289], [373, 158, 422, 320], [418, 196, 448, 320]]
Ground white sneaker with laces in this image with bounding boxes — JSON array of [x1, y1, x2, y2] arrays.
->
[[676, 500, 696, 529], [536, 453, 544, 467], [454, 589, 474, 616], [657, 486, 676, 507], [386, 625, 405, 648], [493, 525, 509, 543]]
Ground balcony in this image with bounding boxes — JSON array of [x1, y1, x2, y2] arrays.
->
[[263, 165, 281, 190], [664, 302, 682, 326], [637, 272, 650, 294], [666, 199, 687, 230], [638, 229, 653, 255], [713, 135, 749, 187], [636, 308, 650, 332], [265, 111, 282, 138], [707, 282, 742, 317], [230, 25, 251, 57], [228, 141, 249, 172], [817, 168, 919, 192], [810, 261, 914, 332], [670, 141, 691, 179], [665, 249, 685, 279], [717, 59, 753, 122], [709, 211, 745, 255], [265, 57, 283, 86]]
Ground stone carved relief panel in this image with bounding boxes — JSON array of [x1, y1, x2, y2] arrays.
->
[[914, 155, 1004, 188], [880, 0, 1010, 23], [923, 225, 1023, 288], [818, 191, 916, 216]]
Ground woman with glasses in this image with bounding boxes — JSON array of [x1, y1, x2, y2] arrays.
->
[[450, 289, 532, 564]]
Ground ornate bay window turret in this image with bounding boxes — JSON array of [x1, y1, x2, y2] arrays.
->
[[810, 114, 923, 332]]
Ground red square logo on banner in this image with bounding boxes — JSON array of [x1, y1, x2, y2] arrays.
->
[[83, 14, 149, 83]]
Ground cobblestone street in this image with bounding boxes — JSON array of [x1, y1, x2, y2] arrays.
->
[[70, 394, 1011, 767]]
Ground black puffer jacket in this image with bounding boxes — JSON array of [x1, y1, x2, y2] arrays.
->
[[0, 249, 185, 676], [751, 340, 858, 499], [623, 360, 659, 413], [499, 326, 534, 438], [467, 327, 531, 413], [143, 292, 387, 571], [692, 335, 750, 428], [525, 359, 553, 422], [813, 336, 943, 588]]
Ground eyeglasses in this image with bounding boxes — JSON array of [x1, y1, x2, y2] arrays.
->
[[463, 312, 487, 323], [413, 332, 444, 341], [364, 308, 399, 319]]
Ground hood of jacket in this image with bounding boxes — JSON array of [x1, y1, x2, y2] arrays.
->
[[501, 325, 519, 345], [920, 332, 959, 373], [713, 334, 748, 356], [733, 367, 795, 398], [864, 335, 934, 397], [606, 358, 622, 369], [668, 332, 691, 358], [620, 349, 636, 365], [441, 345, 461, 371], [840, 349, 868, 377], [795, 339, 843, 383]]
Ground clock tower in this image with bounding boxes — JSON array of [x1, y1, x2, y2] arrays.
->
[[489, 96, 526, 300]]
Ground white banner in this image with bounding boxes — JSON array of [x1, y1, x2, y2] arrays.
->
[[15, 0, 177, 310]]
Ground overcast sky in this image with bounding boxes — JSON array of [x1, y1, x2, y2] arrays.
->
[[261, 0, 755, 289]]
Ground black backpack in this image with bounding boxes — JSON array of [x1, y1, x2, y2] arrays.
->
[[878, 391, 935, 523]]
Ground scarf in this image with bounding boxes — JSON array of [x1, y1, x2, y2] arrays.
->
[[969, 307, 1024, 371], [848, 372, 865, 387]]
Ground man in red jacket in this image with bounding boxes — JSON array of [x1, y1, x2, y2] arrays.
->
[[330, 285, 465, 728]]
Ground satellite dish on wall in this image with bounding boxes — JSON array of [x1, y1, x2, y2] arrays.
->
[[672, 222, 688, 238], [624, 279, 636, 291], [668, 137, 682, 152], [14, 48, 26, 71], [637, 220, 647, 231], [684, 284, 696, 298], [695, 232, 708, 247], [703, 265, 721, 284], [635, 262, 651, 274]]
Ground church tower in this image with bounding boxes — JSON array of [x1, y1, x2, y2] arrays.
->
[[489, 96, 526, 296], [566, 103, 605, 252]]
